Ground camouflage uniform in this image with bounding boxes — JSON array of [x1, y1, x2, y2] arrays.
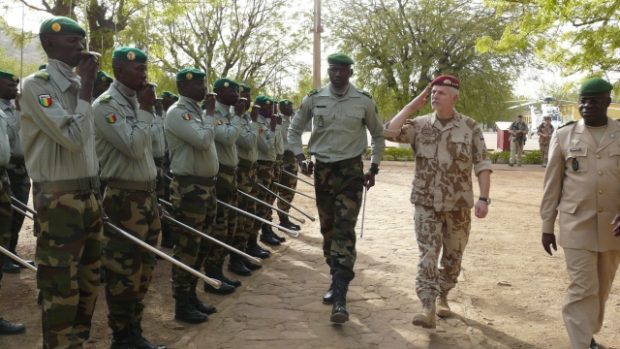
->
[[204, 101, 241, 275], [384, 111, 492, 304], [20, 60, 103, 349], [234, 112, 259, 250], [253, 113, 276, 233], [0, 110, 13, 283], [288, 83, 385, 283], [277, 113, 299, 215], [93, 80, 160, 336], [536, 122, 554, 166]]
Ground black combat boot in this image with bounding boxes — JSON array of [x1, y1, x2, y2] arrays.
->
[[244, 259, 262, 271], [322, 283, 334, 304], [278, 213, 300, 231], [228, 254, 252, 276], [330, 279, 349, 324], [174, 293, 209, 324], [0, 317, 25, 335], [131, 324, 167, 349], [260, 224, 281, 246], [189, 280, 217, 315], [110, 328, 135, 349]]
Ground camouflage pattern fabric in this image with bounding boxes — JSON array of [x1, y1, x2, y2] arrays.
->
[[252, 162, 274, 234], [7, 163, 31, 253], [155, 158, 174, 245], [414, 205, 470, 303], [34, 186, 102, 349], [314, 158, 364, 283], [234, 164, 256, 250], [170, 178, 216, 294], [277, 151, 298, 212], [204, 170, 237, 274], [0, 177, 12, 285], [102, 187, 160, 333]]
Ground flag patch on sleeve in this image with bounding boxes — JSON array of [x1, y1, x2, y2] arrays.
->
[[38, 95, 53, 108], [105, 113, 118, 124], [183, 113, 192, 121]]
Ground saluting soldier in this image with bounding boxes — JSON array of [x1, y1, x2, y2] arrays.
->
[[540, 78, 620, 349], [93, 71, 113, 99], [20, 16, 103, 348], [537, 115, 554, 167], [0, 77, 25, 335], [0, 70, 32, 274], [165, 68, 218, 324], [93, 47, 166, 349], [276, 99, 301, 231], [202, 78, 244, 295], [288, 53, 385, 324], [269, 101, 286, 242]]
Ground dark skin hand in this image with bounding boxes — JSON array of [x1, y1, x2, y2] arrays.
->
[[612, 214, 620, 237], [234, 97, 246, 116], [203, 94, 216, 115], [296, 153, 313, 176], [137, 84, 156, 113], [250, 105, 259, 122], [269, 115, 277, 131], [363, 164, 379, 190], [542, 233, 557, 256]]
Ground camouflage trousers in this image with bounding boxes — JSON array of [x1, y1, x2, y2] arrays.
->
[[314, 157, 364, 283], [204, 168, 237, 274], [540, 142, 550, 166], [170, 176, 216, 295], [413, 205, 471, 303], [0, 175, 13, 285], [155, 159, 173, 245], [7, 162, 30, 253], [252, 161, 275, 233], [276, 151, 298, 214], [102, 186, 160, 334], [33, 182, 102, 349], [235, 162, 257, 250]]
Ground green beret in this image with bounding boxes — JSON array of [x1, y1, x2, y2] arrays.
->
[[254, 95, 274, 106], [580, 77, 613, 96], [278, 99, 292, 107], [160, 91, 178, 99], [0, 70, 19, 82], [112, 47, 148, 64], [327, 52, 354, 66], [176, 67, 206, 82], [40, 16, 86, 37], [213, 78, 239, 90], [38, 64, 47, 70], [96, 71, 113, 83], [239, 83, 251, 93]]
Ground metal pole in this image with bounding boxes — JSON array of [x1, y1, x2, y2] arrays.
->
[[282, 169, 314, 187], [237, 189, 306, 224], [0, 245, 36, 272], [272, 182, 315, 200], [10, 204, 34, 221], [157, 199, 262, 264], [216, 199, 300, 238], [104, 222, 221, 288], [360, 187, 367, 239], [256, 183, 315, 222]]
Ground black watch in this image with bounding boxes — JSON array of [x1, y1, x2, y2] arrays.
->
[[478, 197, 491, 205]]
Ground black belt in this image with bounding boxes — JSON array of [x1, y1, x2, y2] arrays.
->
[[106, 179, 156, 192], [34, 176, 100, 194], [218, 164, 237, 176], [153, 157, 165, 167], [9, 156, 25, 166], [316, 155, 362, 168], [257, 160, 275, 166], [173, 175, 217, 186], [238, 158, 257, 169]]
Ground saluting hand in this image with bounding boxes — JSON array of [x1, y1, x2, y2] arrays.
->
[[612, 213, 620, 237], [406, 84, 431, 114], [250, 105, 259, 122], [204, 94, 216, 115], [138, 84, 156, 112], [541, 233, 557, 256], [234, 98, 245, 116]]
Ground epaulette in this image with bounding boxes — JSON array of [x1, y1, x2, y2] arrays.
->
[[358, 89, 373, 99], [99, 95, 113, 103], [306, 88, 320, 97], [34, 72, 50, 81], [558, 120, 576, 129]]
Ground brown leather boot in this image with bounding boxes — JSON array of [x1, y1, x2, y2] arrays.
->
[[412, 299, 436, 329]]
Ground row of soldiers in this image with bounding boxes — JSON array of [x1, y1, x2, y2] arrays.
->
[[0, 16, 306, 349]]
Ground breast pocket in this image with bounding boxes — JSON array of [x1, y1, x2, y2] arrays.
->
[[449, 136, 471, 162], [342, 110, 364, 130], [313, 110, 329, 129], [566, 144, 588, 173]]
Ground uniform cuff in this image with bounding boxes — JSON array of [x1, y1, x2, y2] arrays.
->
[[542, 220, 555, 234]]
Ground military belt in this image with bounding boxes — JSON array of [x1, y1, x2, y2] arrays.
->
[[316, 155, 362, 169], [9, 156, 25, 166], [237, 158, 257, 169], [218, 164, 237, 176], [173, 174, 217, 186], [257, 160, 275, 167], [34, 176, 100, 194], [106, 179, 157, 192], [276, 154, 283, 161], [153, 157, 166, 167]]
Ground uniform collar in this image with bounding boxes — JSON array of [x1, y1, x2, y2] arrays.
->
[[323, 83, 359, 99], [431, 110, 462, 129], [178, 95, 201, 114], [113, 80, 136, 98], [47, 59, 80, 93]]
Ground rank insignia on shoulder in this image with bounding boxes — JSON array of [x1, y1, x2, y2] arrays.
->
[[358, 89, 373, 99], [307, 88, 319, 97], [34, 72, 50, 81], [99, 95, 112, 103], [183, 113, 192, 121], [105, 113, 118, 124], [559, 120, 576, 129], [38, 94, 53, 108]]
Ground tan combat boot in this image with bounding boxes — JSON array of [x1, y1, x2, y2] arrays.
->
[[412, 300, 436, 329], [436, 293, 452, 318]]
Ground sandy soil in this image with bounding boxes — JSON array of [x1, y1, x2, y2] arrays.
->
[[0, 161, 618, 349]]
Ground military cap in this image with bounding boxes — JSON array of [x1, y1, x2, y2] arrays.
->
[[176, 67, 206, 81], [96, 71, 113, 83], [579, 77, 613, 96], [0, 70, 19, 82], [431, 74, 460, 90], [40, 16, 86, 37], [112, 47, 148, 63], [327, 53, 354, 66], [160, 91, 178, 99], [38, 64, 47, 70], [213, 78, 239, 90], [255, 95, 274, 106], [239, 83, 251, 93], [278, 99, 292, 107]]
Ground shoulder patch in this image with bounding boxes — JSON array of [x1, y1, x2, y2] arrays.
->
[[34, 72, 50, 81], [558, 120, 576, 129], [182, 113, 192, 121], [38, 95, 53, 108], [105, 113, 118, 124], [99, 94, 112, 103], [358, 89, 373, 99], [307, 88, 320, 97]]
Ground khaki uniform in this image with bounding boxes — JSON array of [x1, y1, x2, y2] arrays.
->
[[540, 118, 620, 349], [93, 80, 160, 335], [288, 83, 385, 282], [509, 120, 528, 165], [20, 59, 103, 349], [537, 122, 554, 166], [384, 112, 491, 303], [252, 114, 276, 233], [235, 112, 259, 250], [165, 96, 218, 296]]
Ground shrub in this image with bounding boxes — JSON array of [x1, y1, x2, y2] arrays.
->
[[523, 150, 542, 165], [488, 151, 510, 164]]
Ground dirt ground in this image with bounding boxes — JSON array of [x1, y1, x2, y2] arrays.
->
[[1, 161, 618, 349]]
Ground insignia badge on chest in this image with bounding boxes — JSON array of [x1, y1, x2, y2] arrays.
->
[[38, 95, 53, 108], [571, 158, 579, 171], [183, 113, 192, 121]]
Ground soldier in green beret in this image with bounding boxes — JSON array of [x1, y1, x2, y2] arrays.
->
[[20, 16, 103, 348], [541, 77, 619, 349], [165, 67, 218, 324], [288, 52, 385, 324], [0, 70, 25, 336], [93, 47, 166, 349], [94, 71, 113, 99], [275, 99, 301, 231], [161, 91, 179, 113]]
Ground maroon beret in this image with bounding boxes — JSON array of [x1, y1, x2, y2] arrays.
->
[[431, 75, 460, 89]]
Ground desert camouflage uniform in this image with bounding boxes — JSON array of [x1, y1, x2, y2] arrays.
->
[[235, 111, 259, 250], [20, 59, 103, 349], [165, 96, 218, 295], [384, 111, 492, 303], [537, 122, 554, 166], [288, 83, 385, 282], [94, 80, 159, 335], [277, 113, 298, 214], [252, 114, 276, 233]]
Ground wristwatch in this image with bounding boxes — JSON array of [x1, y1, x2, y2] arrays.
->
[[478, 197, 491, 205]]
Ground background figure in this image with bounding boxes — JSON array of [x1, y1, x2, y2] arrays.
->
[[509, 114, 528, 166], [276, 99, 301, 231], [536, 116, 554, 167], [540, 77, 620, 349]]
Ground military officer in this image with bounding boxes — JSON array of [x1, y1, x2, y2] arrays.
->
[[202, 78, 244, 295], [93, 47, 166, 349], [540, 78, 620, 349], [288, 53, 385, 323], [269, 100, 286, 242], [509, 114, 528, 166], [20, 16, 103, 348], [93, 71, 113, 99], [276, 99, 301, 231], [537, 115, 554, 167], [0, 70, 31, 274], [165, 67, 218, 324], [384, 75, 492, 329]]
